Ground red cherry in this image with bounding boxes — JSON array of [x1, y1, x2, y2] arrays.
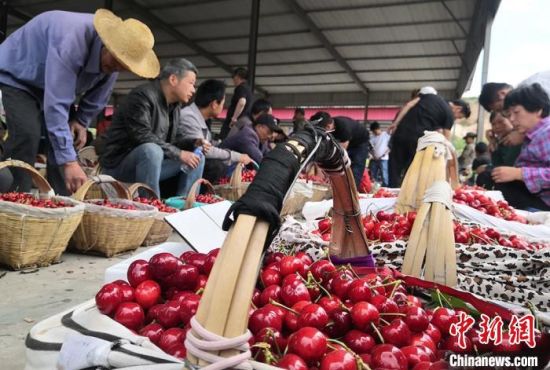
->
[[317, 296, 342, 315], [149, 253, 182, 281], [139, 323, 164, 345], [261, 268, 281, 288], [329, 270, 355, 299], [320, 349, 357, 370], [370, 344, 408, 370], [401, 345, 433, 367], [425, 323, 442, 343], [281, 278, 311, 307], [249, 306, 283, 335], [276, 353, 308, 370], [493, 332, 522, 354], [158, 327, 186, 352], [381, 318, 412, 347], [114, 302, 144, 331], [324, 308, 352, 338], [350, 302, 380, 331], [118, 284, 135, 303], [279, 256, 308, 277], [260, 285, 282, 306], [343, 329, 375, 353], [284, 301, 310, 332], [127, 259, 152, 288], [287, 327, 328, 363], [347, 278, 373, 303], [410, 332, 437, 354], [95, 283, 124, 316], [179, 293, 201, 325], [254, 327, 287, 355], [431, 307, 457, 334], [134, 280, 161, 309], [405, 306, 430, 332], [156, 300, 182, 328], [297, 303, 329, 330], [309, 260, 337, 284]]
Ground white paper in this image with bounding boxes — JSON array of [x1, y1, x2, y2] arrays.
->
[[57, 334, 111, 370], [164, 201, 231, 253]]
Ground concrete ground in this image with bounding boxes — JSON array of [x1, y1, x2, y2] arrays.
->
[[0, 233, 185, 369]]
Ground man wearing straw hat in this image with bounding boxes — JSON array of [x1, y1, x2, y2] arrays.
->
[[0, 9, 159, 195]]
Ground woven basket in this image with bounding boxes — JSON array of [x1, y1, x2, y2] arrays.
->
[[184, 178, 224, 209], [127, 182, 174, 246], [0, 160, 85, 270], [213, 163, 250, 201], [70, 176, 157, 256]]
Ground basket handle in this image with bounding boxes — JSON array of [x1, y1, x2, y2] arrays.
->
[[0, 159, 53, 196], [185, 178, 216, 209], [127, 182, 159, 199], [72, 175, 131, 201], [229, 162, 244, 188]]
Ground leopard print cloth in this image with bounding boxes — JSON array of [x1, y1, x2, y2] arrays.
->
[[269, 218, 550, 312]]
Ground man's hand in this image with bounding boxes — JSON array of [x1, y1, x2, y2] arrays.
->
[[195, 138, 212, 153], [501, 130, 524, 146], [63, 161, 87, 194], [387, 123, 398, 134], [70, 120, 87, 150], [180, 150, 200, 169], [492, 166, 523, 183], [229, 117, 238, 127], [239, 153, 253, 165]]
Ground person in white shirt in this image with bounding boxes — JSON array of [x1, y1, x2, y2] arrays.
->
[[369, 121, 390, 187]]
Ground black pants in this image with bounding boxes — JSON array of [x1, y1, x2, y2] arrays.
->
[[388, 136, 418, 188], [0, 84, 68, 194], [218, 118, 231, 141], [497, 181, 550, 211]]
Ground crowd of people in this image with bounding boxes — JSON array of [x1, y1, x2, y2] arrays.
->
[[0, 8, 548, 213]]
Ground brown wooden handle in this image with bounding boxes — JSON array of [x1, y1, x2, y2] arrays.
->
[[0, 160, 53, 196], [72, 175, 131, 201], [127, 182, 159, 199], [184, 178, 215, 210], [229, 162, 243, 187]]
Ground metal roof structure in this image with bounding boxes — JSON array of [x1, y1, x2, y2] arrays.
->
[[2, 0, 500, 107]]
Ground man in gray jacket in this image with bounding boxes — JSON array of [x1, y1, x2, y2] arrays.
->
[[179, 80, 252, 182], [100, 58, 203, 197]]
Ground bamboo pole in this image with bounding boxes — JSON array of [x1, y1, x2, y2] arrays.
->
[[189, 214, 259, 366]]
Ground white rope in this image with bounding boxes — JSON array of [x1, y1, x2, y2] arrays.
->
[[184, 316, 253, 370], [423, 181, 453, 209], [416, 131, 455, 160]]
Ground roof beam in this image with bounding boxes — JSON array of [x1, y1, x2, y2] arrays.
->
[[440, 0, 468, 36], [7, 5, 32, 22], [455, 0, 500, 95], [282, 0, 367, 95], [303, 0, 443, 13], [255, 79, 457, 87], [208, 36, 466, 56], [116, 0, 269, 96], [190, 18, 470, 42], [116, 67, 460, 82]]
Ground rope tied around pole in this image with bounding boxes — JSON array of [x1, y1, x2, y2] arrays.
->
[[185, 316, 253, 370], [423, 181, 453, 210], [416, 131, 455, 160]]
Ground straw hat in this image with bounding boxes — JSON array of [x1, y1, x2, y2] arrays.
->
[[94, 9, 160, 78]]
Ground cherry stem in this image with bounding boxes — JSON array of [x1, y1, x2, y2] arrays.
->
[[389, 279, 402, 299], [269, 299, 298, 315], [379, 312, 406, 317], [437, 289, 454, 308], [370, 322, 385, 344], [380, 317, 390, 325], [195, 288, 205, 295], [526, 301, 541, 331]]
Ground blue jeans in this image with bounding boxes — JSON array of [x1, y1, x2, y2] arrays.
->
[[103, 143, 205, 197], [347, 141, 370, 189], [369, 159, 389, 187]]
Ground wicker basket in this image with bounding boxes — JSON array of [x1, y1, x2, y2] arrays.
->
[[184, 178, 224, 209], [213, 163, 251, 201], [0, 160, 85, 270], [127, 182, 174, 246], [70, 176, 157, 256], [77, 146, 116, 200]]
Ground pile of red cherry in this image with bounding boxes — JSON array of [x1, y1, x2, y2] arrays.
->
[[372, 188, 397, 198], [88, 199, 138, 210], [453, 189, 527, 223], [94, 250, 547, 369], [195, 193, 224, 204], [298, 173, 329, 185], [218, 169, 257, 185], [313, 211, 546, 251], [0, 192, 73, 208], [133, 197, 177, 213]]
